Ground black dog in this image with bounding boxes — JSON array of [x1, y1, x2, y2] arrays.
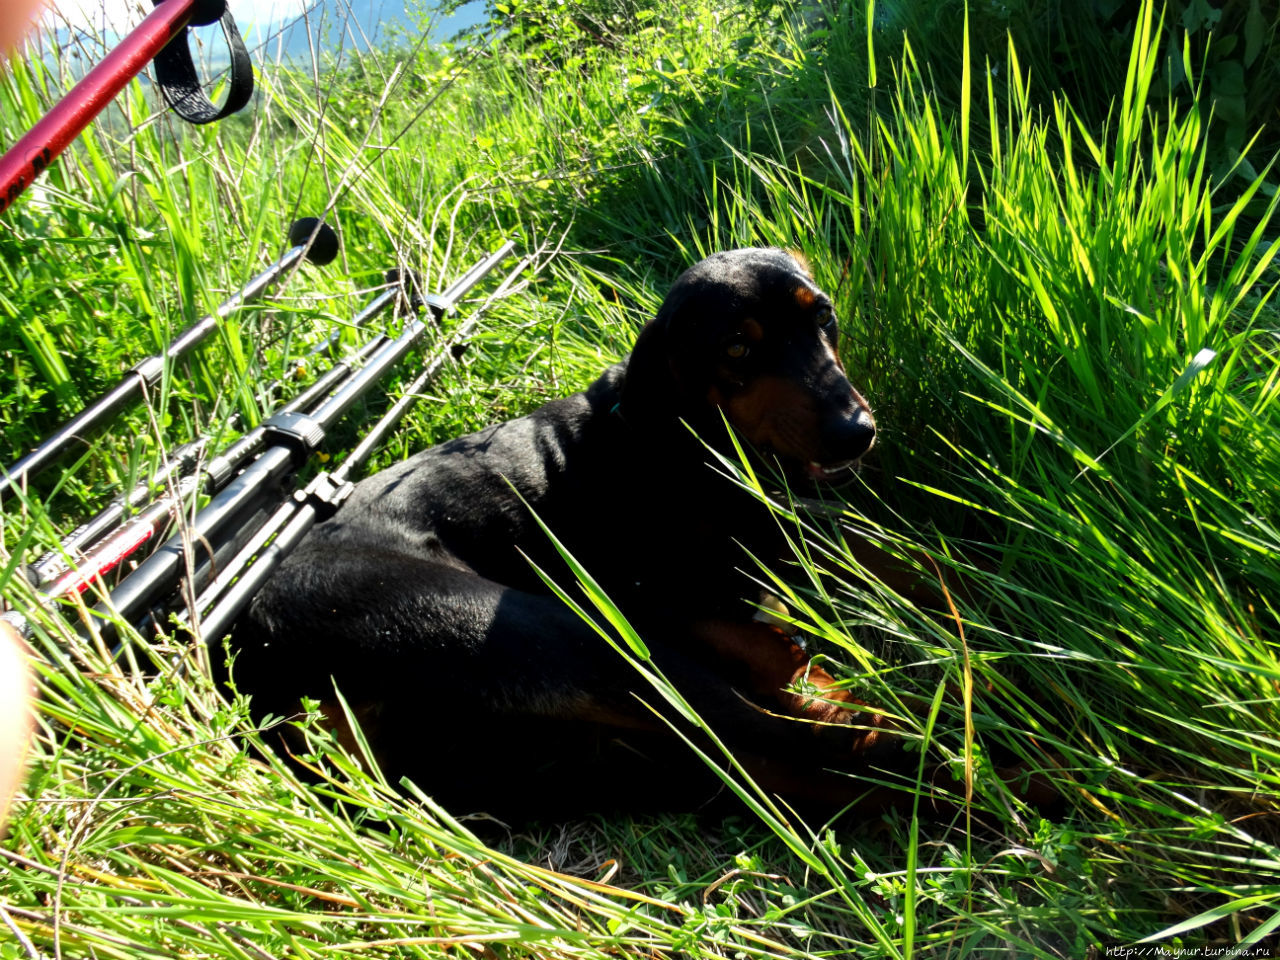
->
[[231, 248, 906, 816]]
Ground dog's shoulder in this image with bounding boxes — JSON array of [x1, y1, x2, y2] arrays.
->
[[314, 363, 630, 541]]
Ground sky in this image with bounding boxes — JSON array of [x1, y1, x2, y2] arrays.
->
[[42, 1, 482, 51], [49, 1, 348, 33], [50, 1, 316, 33]]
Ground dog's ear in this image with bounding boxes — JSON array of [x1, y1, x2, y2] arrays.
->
[[618, 310, 679, 423]]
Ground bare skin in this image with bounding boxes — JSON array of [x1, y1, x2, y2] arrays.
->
[[0, 621, 32, 829]]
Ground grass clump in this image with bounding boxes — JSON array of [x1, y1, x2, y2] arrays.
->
[[2, 0, 1279, 955]]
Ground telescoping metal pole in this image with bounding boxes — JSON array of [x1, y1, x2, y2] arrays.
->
[[193, 249, 531, 641], [2, 0, 198, 213], [27, 296, 394, 591], [0, 277, 406, 640], [0, 219, 338, 502], [85, 241, 517, 643], [36, 270, 408, 577]]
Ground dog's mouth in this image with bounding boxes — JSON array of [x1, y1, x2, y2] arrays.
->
[[745, 439, 871, 489], [805, 458, 860, 482]]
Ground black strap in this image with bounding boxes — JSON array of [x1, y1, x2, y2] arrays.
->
[[151, 0, 254, 125]]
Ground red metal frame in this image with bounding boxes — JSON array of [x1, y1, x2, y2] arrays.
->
[[0, 0, 196, 215]]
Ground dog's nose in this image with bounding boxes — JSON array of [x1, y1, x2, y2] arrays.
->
[[825, 407, 876, 462]]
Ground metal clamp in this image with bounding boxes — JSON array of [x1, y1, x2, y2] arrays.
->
[[294, 471, 354, 522], [262, 411, 325, 466]]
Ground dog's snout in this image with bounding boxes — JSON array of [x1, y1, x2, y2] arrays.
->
[[827, 406, 876, 462]]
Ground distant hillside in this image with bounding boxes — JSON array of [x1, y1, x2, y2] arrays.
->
[[237, 0, 485, 63]]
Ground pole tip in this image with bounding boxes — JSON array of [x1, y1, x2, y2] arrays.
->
[[289, 218, 340, 266]]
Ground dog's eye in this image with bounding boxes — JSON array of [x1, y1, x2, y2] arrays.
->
[[725, 341, 750, 360], [817, 308, 837, 331]]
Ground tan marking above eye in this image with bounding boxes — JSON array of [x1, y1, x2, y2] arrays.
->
[[792, 285, 816, 309], [741, 317, 765, 342], [786, 249, 813, 277]]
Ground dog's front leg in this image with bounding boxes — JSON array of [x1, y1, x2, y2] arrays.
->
[[688, 617, 898, 754]]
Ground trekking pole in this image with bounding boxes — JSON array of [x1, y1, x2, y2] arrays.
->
[[1, 0, 253, 216], [83, 241, 517, 644], [192, 251, 531, 641], [24, 435, 211, 586], [0, 279, 414, 640], [0, 218, 338, 502], [24, 278, 408, 593]]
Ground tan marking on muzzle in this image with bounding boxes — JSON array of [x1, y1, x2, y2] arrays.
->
[[722, 375, 824, 462]]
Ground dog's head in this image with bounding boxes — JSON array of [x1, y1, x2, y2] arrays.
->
[[621, 248, 875, 484]]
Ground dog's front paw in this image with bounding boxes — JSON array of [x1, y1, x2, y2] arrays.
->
[[782, 662, 900, 754], [690, 615, 901, 754]]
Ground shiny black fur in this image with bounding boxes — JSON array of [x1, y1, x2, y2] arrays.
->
[[230, 248, 891, 817]]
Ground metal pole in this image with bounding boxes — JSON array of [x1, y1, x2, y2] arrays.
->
[[12, 284, 403, 638], [86, 241, 516, 642], [193, 250, 528, 641], [0, 0, 200, 215], [0, 219, 337, 501]]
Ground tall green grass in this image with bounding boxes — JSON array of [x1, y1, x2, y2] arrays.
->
[[2, 0, 1278, 955], [673, 1, 1280, 947]]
